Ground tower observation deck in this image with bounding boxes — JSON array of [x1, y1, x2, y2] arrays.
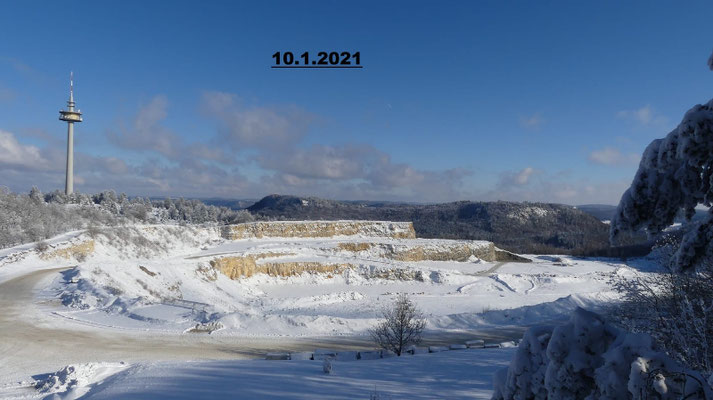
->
[[59, 72, 82, 195]]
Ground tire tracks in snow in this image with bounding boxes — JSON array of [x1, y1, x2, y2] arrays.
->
[[456, 262, 507, 293]]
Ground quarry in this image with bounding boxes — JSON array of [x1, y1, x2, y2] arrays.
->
[[0, 220, 626, 339], [0, 220, 637, 398]]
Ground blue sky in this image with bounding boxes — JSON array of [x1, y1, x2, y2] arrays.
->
[[1, 1, 712, 204]]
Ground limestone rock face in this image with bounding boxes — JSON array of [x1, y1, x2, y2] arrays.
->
[[39, 240, 95, 261], [338, 241, 495, 262], [211, 221, 530, 281], [210, 256, 353, 279], [336, 241, 530, 263], [221, 221, 415, 240]]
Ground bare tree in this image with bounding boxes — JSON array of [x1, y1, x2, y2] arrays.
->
[[369, 293, 426, 356]]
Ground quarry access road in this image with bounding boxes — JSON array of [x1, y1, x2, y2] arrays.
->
[[473, 262, 507, 276], [0, 266, 524, 382]]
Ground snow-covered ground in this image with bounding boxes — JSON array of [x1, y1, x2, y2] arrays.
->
[[0, 222, 657, 399], [3, 349, 515, 400]]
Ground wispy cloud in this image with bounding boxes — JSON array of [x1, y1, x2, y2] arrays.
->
[[201, 91, 312, 151], [0, 130, 52, 171], [616, 105, 668, 127], [496, 167, 539, 189], [588, 147, 639, 166], [519, 113, 545, 130], [485, 168, 630, 205], [0, 84, 15, 102], [107, 95, 234, 164]]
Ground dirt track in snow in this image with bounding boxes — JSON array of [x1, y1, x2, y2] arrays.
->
[[0, 267, 524, 380]]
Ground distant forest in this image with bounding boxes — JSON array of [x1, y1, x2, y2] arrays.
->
[[0, 188, 253, 249], [1, 189, 649, 256], [245, 195, 650, 255]]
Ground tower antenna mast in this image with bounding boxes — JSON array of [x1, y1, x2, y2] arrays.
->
[[59, 72, 83, 195]]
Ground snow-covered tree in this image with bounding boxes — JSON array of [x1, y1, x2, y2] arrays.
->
[[611, 52, 713, 271], [493, 308, 712, 399], [29, 187, 43, 204], [493, 325, 554, 400]]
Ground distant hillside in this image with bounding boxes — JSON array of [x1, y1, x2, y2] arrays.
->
[[201, 198, 258, 210], [247, 195, 617, 254], [576, 204, 618, 222], [576, 203, 708, 224]]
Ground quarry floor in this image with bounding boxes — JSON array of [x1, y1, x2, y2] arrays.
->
[[0, 265, 525, 387]]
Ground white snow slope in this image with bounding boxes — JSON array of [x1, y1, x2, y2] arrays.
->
[[0, 222, 654, 399]]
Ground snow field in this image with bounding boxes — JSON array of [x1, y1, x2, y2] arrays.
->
[[30, 348, 516, 400]]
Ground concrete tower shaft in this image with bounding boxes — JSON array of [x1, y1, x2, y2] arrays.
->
[[59, 72, 82, 195]]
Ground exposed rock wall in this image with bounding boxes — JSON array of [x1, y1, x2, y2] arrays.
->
[[39, 240, 95, 261], [336, 241, 530, 262], [221, 221, 416, 240], [211, 255, 431, 282], [210, 256, 354, 279]]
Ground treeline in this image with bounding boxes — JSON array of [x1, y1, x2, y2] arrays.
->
[[0, 188, 253, 249]]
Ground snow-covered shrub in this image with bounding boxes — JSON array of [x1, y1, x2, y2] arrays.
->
[[498, 325, 554, 400], [35, 240, 49, 253], [322, 357, 333, 374], [493, 308, 712, 399], [544, 308, 619, 399], [611, 253, 713, 375]]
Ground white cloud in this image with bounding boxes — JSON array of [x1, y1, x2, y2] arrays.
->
[[108, 95, 181, 158], [519, 113, 545, 130], [201, 91, 312, 150], [616, 105, 667, 127], [0, 130, 49, 170], [588, 147, 639, 166], [497, 167, 539, 188], [485, 172, 630, 205], [514, 167, 535, 185]]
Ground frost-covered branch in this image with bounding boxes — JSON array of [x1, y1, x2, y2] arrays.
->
[[610, 94, 713, 270]]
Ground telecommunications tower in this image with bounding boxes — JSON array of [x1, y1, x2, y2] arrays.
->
[[59, 72, 82, 195]]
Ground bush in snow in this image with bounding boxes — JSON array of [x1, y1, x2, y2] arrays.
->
[[492, 308, 712, 400], [369, 293, 426, 356], [610, 52, 713, 271], [610, 240, 713, 375], [322, 357, 333, 374]]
